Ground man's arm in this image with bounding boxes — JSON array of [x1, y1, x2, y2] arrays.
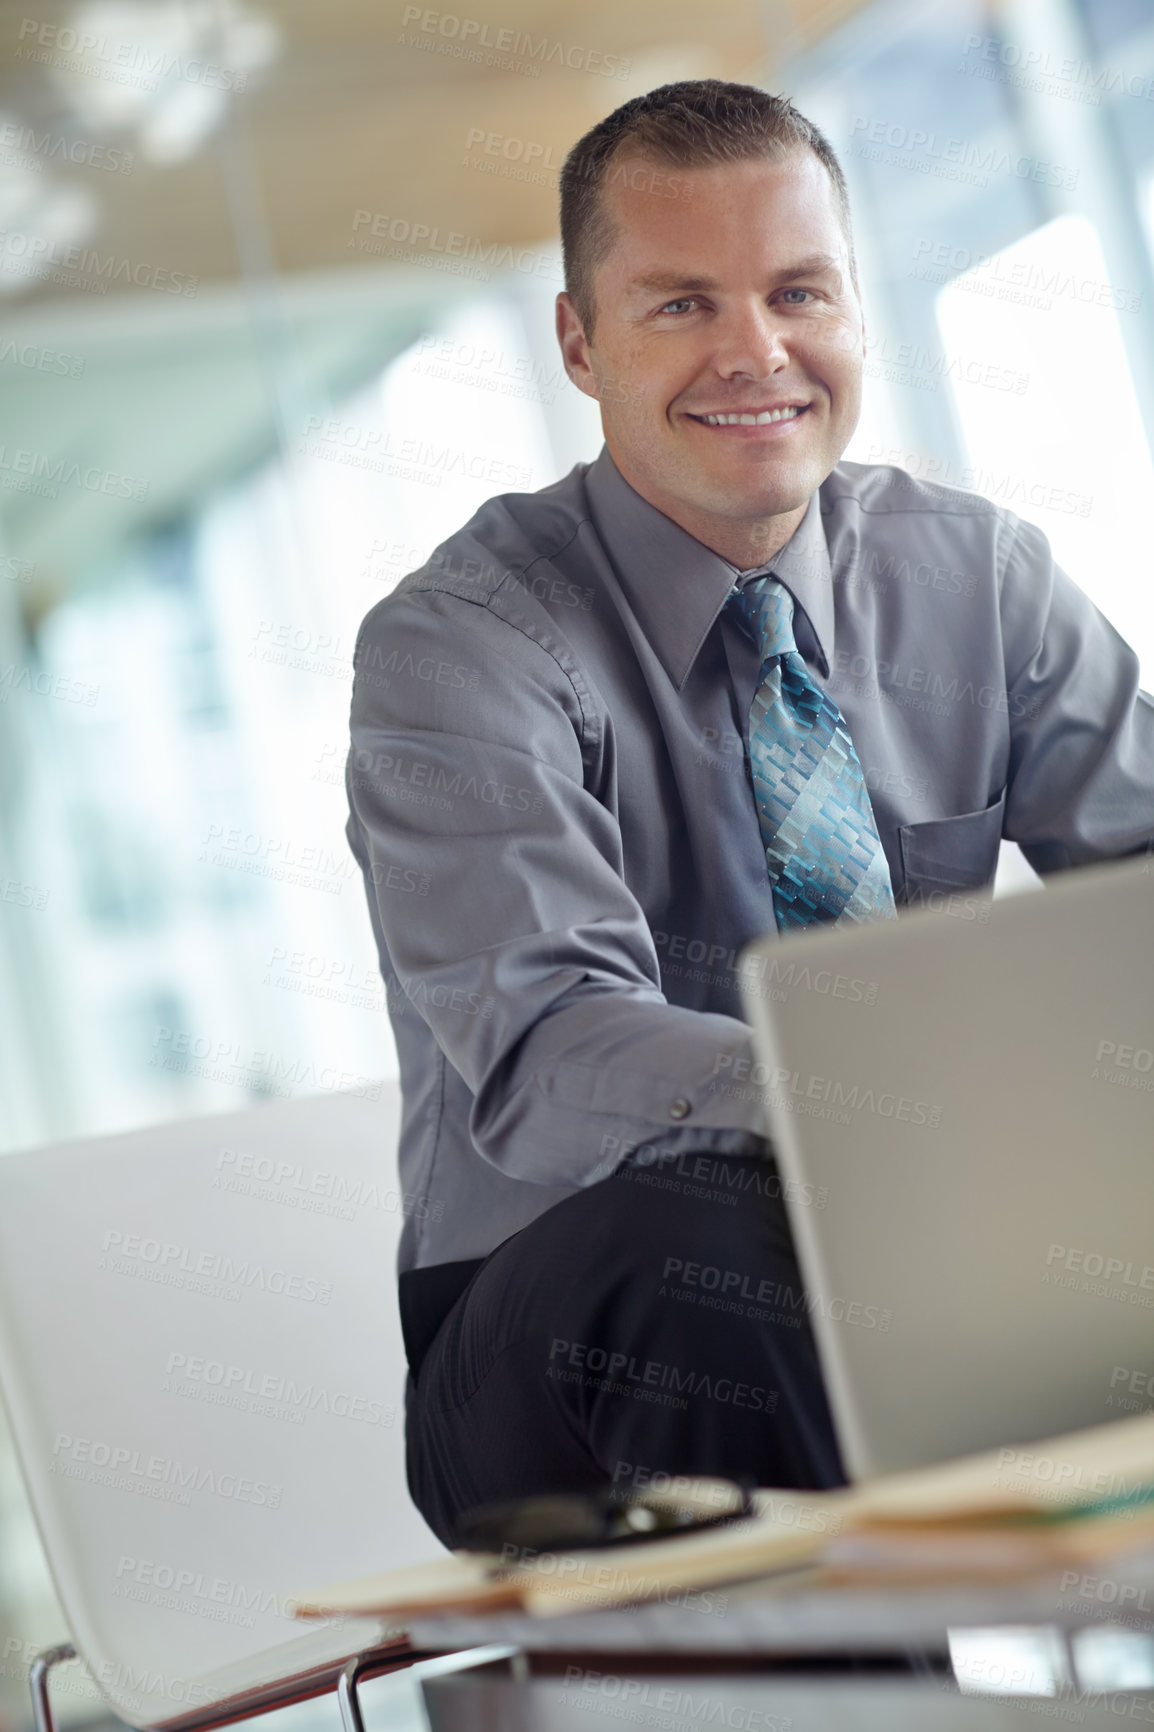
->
[[347, 583, 768, 1190], [1000, 510, 1154, 869]]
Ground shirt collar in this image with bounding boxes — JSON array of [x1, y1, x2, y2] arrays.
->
[[583, 443, 833, 691]]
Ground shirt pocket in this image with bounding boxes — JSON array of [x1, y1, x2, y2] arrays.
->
[[897, 788, 1007, 901]]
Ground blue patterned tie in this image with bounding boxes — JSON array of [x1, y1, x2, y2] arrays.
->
[[729, 576, 897, 931]]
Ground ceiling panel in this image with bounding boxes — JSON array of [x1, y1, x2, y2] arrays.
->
[[0, 0, 879, 594]]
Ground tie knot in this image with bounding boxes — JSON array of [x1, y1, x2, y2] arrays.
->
[[730, 575, 797, 662]]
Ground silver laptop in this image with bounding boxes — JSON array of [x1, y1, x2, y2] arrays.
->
[[737, 852, 1154, 1481]]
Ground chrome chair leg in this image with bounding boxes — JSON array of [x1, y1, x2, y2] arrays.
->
[[29, 1643, 77, 1732], [337, 1649, 374, 1732]]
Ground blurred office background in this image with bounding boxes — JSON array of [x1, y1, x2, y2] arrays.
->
[[1, 0, 1154, 1723]]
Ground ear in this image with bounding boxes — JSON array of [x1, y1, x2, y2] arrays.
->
[[555, 292, 600, 401]]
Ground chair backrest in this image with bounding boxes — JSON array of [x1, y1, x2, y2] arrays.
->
[[0, 1085, 446, 1728]]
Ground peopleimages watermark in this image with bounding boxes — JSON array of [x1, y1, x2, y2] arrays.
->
[[992, 1442, 1146, 1502], [249, 618, 356, 682], [763, 548, 977, 606], [113, 1555, 297, 1630], [608, 1459, 743, 1510], [461, 130, 562, 192], [0, 336, 85, 376], [693, 727, 935, 793], [328, 746, 437, 805], [1092, 1037, 1154, 1093], [0, 1636, 206, 1709], [610, 1460, 843, 1535], [0, 663, 100, 706], [548, 1337, 779, 1415], [659, 1257, 893, 1333], [347, 743, 544, 818], [299, 411, 534, 489], [1, 876, 49, 911], [15, 16, 249, 89], [0, 444, 148, 500], [359, 535, 428, 587], [213, 1144, 444, 1222], [0, 228, 197, 296], [411, 329, 567, 406], [350, 207, 563, 283], [148, 1025, 380, 1100], [1043, 1242, 1154, 1309], [197, 823, 358, 895], [709, 1054, 942, 1129], [491, 1539, 731, 1617], [163, 1352, 397, 1430], [396, 973, 496, 1021], [0, 1634, 222, 1712], [909, 237, 1141, 315], [353, 638, 482, 693], [602, 1139, 829, 1209], [1046, 1243, 1154, 1286], [0, 117, 134, 174], [261, 943, 392, 1016], [559, 1667, 790, 1730], [99, 1228, 334, 1306], [864, 444, 1095, 518], [960, 31, 1154, 106], [862, 332, 1028, 396], [423, 543, 597, 608], [828, 650, 1041, 721], [0, 551, 36, 582], [1057, 1569, 1154, 1623], [50, 1431, 283, 1510], [345, 738, 469, 814], [1106, 1364, 1154, 1415], [261, 941, 393, 1018], [652, 926, 880, 1006], [397, 6, 632, 79], [459, 127, 691, 200], [849, 115, 1077, 190]]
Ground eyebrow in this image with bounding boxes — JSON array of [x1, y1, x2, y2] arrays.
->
[[630, 255, 843, 295]]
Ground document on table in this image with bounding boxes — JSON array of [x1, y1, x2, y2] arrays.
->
[[290, 1412, 1154, 1621]]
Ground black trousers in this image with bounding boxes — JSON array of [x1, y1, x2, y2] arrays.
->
[[402, 1151, 849, 1549]]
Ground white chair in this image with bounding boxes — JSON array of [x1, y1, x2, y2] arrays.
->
[[0, 1085, 457, 1732]]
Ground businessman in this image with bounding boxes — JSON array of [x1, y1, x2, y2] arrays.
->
[[345, 80, 1154, 1547]]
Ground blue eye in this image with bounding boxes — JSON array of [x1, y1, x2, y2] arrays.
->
[[660, 299, 696, 315], [780, 288, 814, 304]]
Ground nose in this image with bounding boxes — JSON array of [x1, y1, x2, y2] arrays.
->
[[712, 299, 791, 381]]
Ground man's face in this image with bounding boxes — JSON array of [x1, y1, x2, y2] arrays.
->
[[556, 148, 865, 556]]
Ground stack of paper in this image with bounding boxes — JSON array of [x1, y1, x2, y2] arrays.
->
[[290, 1412, 1154, 1622]]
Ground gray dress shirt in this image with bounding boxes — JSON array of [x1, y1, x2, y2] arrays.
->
[[345, 443, 1154, 1277]]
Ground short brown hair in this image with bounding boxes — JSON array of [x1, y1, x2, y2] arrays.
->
[[559, 79, 857, 343]]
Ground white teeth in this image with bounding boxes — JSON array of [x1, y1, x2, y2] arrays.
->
[[698, 407, 803, 426]]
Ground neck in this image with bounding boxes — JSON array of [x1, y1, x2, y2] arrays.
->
[[603, 445, 811, 569], [666, 500, 808, 573], [718, 503, 809, 572]]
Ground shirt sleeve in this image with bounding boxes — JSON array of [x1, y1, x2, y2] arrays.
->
[[346, 583, 770, 1190], [999, 510, 1154, 871]]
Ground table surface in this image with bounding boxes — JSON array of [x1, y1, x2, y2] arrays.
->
[[418, 1657, 1154, 1732], [407, 1560, 1154, 1655]]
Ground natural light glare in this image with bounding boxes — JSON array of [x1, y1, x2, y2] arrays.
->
[[935, 214, 1154, 690], [376, 297, 557, 576], [949, 1625, 1071, 1696], [273, 294, 562, 681]]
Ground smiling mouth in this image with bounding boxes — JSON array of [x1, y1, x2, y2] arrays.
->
[[687, 405, 810, 427]]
